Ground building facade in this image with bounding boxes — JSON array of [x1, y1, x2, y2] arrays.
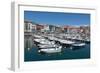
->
[[24, 21, 33, 32]]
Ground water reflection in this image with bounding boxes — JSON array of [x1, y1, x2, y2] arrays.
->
[[24, 35, 33, 51]]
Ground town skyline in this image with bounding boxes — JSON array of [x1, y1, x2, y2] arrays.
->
[[24, 20, 90, 27], [24, 11, 90, 26]]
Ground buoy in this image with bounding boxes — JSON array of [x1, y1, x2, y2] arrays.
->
[[28, 48, 30, 51]]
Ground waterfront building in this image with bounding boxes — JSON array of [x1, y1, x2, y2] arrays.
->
[[36, 24, 44, 31], [54, 26, 63, 33], [79, 25, 90, 40], [31, 24, 36, 32], [41, 25, 50, 33], [63, 26, 80, 34], [24, 21, 33, 32]]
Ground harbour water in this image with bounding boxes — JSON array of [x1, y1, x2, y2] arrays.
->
[[24, 43, 90, 62]]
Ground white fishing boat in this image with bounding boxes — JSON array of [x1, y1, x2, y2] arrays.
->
[[34, 38, 51, 44], [58, 39, 75, 45], [72, 43, 85, 47], [33, 34, 43, 38], [47, 36, 58, 41], [38, 46, 62, 53], [71, 43, 86, 50], [38, 44, 56, 48], [34, 38, 41, 43]]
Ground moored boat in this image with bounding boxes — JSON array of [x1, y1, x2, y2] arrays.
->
[[71, 43, 86, 50], [38, 46, 62, 53]]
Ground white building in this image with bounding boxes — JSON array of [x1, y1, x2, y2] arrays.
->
[[42, 25, 50, 32], [24, 21, 33, 32]]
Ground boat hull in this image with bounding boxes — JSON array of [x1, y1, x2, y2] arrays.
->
[[38, 46, 62, 54]]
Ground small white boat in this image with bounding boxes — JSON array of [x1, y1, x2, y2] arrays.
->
[[58, 39, 75, 45], [38, 46, 62, 53], [34, 38, 41, 42], [38, 44, 56, 48], [34, 34, 43, 38], [72, 43, 85, 47], [34, 38, 51, 44], [71, 43, 86, 50]]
